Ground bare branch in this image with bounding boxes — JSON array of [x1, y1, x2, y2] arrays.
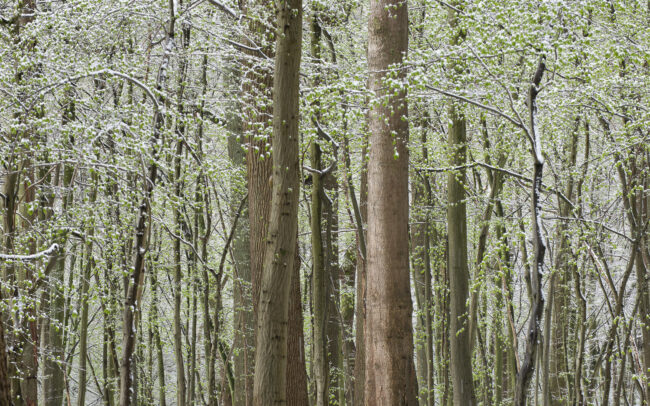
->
[[424, 84, 527, 131]]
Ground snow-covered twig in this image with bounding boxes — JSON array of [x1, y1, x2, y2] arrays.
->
[[205, 0, 238, 19], [0, 243, 60, 261]]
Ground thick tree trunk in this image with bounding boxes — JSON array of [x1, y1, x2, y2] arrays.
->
[[252, 0, 302, 403], [241, 1, 275, 401], [223, 37, 254, 406], [365, 0, 417, 404]]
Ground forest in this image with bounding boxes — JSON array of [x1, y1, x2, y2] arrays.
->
[[0, 0, 649, 405]]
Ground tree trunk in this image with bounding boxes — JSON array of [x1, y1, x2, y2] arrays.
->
[[445, 4, 476, 404], [252, 0, 302, 403], [225, 44, 254, 406], [365, 0, 417, 404], [0, 292, 10, 406], [413, 122, 435, 406], [352, 136, 368, 406], [287, 240, 309, 406], [447, 110, 476, 406], [543, 118, 580, 406], [172, 5, 191, 403], [514, 58, 547, 406], [173, 138, 187, 406], [77, 174, 97, 406], [119, 1, 173, 402], [311, 128, 328, 406], [310, 13, 328, 404]]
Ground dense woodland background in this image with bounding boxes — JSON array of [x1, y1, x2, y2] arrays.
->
[[1, 0, 649, 405]]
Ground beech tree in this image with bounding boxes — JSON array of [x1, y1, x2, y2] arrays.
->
[[364, 0, 418, 404]]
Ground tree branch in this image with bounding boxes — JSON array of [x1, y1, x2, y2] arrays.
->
[[0, 243, 60, 261]]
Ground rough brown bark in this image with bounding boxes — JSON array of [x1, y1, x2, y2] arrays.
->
[[252, 0, 302, 403], [227, 66, 254, 406], [240, 2, 275, 401], [364, 0, 417, 404]]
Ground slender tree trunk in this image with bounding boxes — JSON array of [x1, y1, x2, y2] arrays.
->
[[445, 4, 476, 404], [447, 110, 476, 406], [19, 149, 38, 406], [341, 127, 366, 406], [172, 5, 191, 403], [514, 58, 547, 406], [543, 118, 580, 406], [77, 174, 97, 406], [311, 128, 328, 406], [173, 138, 187, 406], [365, 1, 417, 404], [252, 0, 302, 403], [413, 121, 435, 406], [341, 245, 356, 406], [324, 165, 343, 405], [119, 1, 174, 402], [352, 138, 368, 406], [150, 257, 167, 406], [0, 293, 10, 405], [287, 239, 309, 405], [310, 13, 328, 404]]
